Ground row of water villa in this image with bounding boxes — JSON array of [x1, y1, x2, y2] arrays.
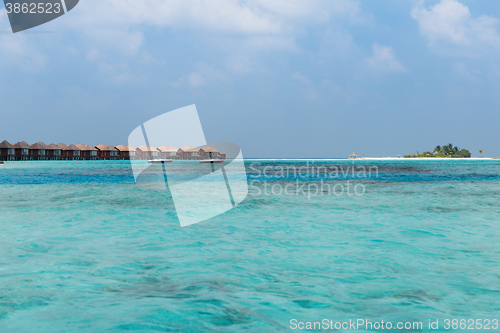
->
[[0, 140, 225, 161]]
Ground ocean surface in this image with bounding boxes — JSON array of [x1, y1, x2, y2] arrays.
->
[[1, 160, 500, 332]]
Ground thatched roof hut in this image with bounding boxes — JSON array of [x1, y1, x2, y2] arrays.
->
[[46, 143, 61, 150], [0, 140, 14, 148], [76, 144, 98, 151], [63, 144, 80, 151], [56, 143, 68, 149], [179, 146, 200, 152], [157, 146, 178, 153], [115, 145, 137, 152], [201, 146, 220, 153], [137, 145, 158, 152], [95, 144, 117, 151], [12, 141, 30, 149], [29, 142, 47, 149]]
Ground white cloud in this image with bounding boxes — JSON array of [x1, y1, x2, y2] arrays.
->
[[220, 35, 298, 75], [0, 9, 47, 71], [0, 36, 45, 70], [291, 71, 317, 98], [59, 0, 364, 53], [250, 0, 366, 26], [453, 62, 479, 82], [226, 54, 258, 74], [366, 43, 406, 73], [0, 8, 6, 24], [172, 64, 227, 88], [291, 71, 313, 85], [97, 61, 145, 85], [411, 0, 500, 48], [290, 71, 351, 100], [188, 72, 205, 87], [0, 1, 367, 83], [73, 0, 363, 34], [11, 0, 365, 84], [171, 72, 206, 88], [86, 49, 100, 61], [98, 0, 280, 34]]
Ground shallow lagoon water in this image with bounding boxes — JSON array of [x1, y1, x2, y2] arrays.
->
[[1, 160, 500, 332]]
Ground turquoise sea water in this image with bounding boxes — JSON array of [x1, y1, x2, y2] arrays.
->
[[1, 160, 500, 332]]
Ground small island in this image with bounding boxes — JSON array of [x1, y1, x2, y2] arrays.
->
[[404, 144, 471, 158]]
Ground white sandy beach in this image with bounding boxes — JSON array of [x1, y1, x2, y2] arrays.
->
[[358, 157, 494, 160]]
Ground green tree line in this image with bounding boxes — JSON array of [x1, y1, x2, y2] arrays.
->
[[404, 143, 471, 158]]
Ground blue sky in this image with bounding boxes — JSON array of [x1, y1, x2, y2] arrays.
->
[[1, 0, 500, 158]]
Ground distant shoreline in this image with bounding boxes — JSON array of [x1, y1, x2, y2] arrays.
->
[[1, 157, 497, 163], [245, 157, 496, 160], [359, 157, 493, 160]]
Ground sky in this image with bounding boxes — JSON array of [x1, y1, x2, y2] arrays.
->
[[1, 0, 500, 158]]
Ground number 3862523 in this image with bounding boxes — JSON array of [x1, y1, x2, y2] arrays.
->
[[5, 3, 62, 14]]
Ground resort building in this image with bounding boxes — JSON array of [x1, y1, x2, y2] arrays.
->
[[200, 146, 221, 159], [157, 146, 178, 159], [96, 144, 119, 160], [63, 144, 81, 160], [0, 140, 228, 161], [115, 145, 137, 160], [178, 146, 201, 160], [137, 145, 159, 160], [46, 143, 62, 160], [29, 142, 48, 160], [76, 144, 99, 160], [12, 141, 30, 161], [56, 143, 68, 151], [0, 140, 15, 161]]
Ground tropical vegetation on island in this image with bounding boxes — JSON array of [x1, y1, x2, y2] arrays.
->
[[404, 143, 471, 158]]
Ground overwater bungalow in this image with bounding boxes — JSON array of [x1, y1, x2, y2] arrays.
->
[[63, 144, 81, 160], [157, 146, 178, 159], [12, 141, 30, 161], [29, 142, 48, 160], [0, 140, 15, 161], [115, 145, 137, 160], [178, 146, 201, 160], [200, 146, 221, 159], [137, 145, 159, 160], [1, 139, 226, 161], [46, 144, 62, 160], [76, 144, 98, 160], [96, 144, 118, 160], [56, 143, 68, 150]]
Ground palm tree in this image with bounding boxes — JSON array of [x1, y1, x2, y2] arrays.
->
[[434, 146, 442, 153], [479, 149, 483, 157], [442, 145, 450, 156]]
